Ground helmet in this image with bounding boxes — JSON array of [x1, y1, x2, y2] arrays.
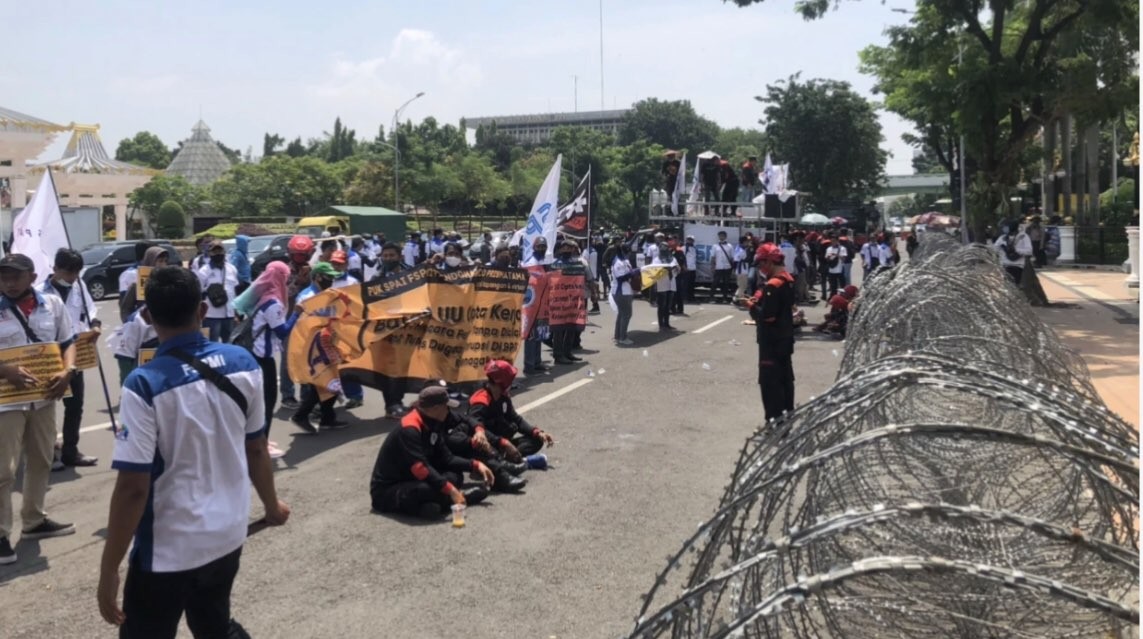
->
[[484, 359, 518, 391], [288, 235, 314, 255], [755, 243, 784, 264]]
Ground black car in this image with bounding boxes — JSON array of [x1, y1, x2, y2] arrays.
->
[[81, 242, 181, 300], [249, 235, 295, 280]]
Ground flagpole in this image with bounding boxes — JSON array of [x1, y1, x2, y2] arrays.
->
[[46, 168, 119, 434]]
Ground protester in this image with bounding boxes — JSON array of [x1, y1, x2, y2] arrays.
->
[[428, 228, 446, 256], [230, 235, 252, 295], [376, 243, 410, 417], [468, 360, 554, 462], [549, 241, 583, 364], [112, 247, 168, 385], [522, 238, 552, 374], [189, 235, 214, 270], [233, 261, 295, 459], [733, 236, 752, 302], [42, 248, 100, 468], [839, 231, 857, 287], [280, 235, 316, 410], [0, 253, 78, 565], [711, 231, 735, 304], [652, 243, 680, 331], [610, 243, 637, 346], [330, 250, 360, 289], [98, 265, 288, 637], [823, 238, 847, 298], [994, 223, 1034, 284], [290, 263, 346, 433], [348, 237, 371, 281], [118, 242, 157, 322], [816, 284, 858, 338], [403, 232, 422, 267], [1026, 216, 1047, 267], [195, 240, 239, 342], [746, 244, 796, 423], [490, 245, 512, 268], [369, 385, 494, 520], [669, 240, 687, 315], [438, 242, 469, 270], [719, 159, 740, 216], [681, 235, 698, 304], [740, 156, 759, 203]]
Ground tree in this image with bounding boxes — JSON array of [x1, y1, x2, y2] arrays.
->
[[454, 154, 511, 213], [128, 175, 204, 236], [716, 127, 768, 162], [210, 156, 342, 217], [910, 145, 948, 175], [619, 98, 719, 152], [216, 141, 242, 165], [285, 137, 307, 158], [609, 139, 667, 227], [263, 133, 285, 158], [549, 126, 615, 184], [756, 75, 888, 207], [156, 201, 186, 238], [115, 131, 173, 169], [343, 161, 394, 206]]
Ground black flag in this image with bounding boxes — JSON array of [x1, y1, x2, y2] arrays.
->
[[557, 170, 591, 239]]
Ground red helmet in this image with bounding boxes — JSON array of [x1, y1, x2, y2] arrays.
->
[[755, 243, 784, 265], [484, 359, 518, 391], [287, 235, 315, 264], [843, 285, 858, 298]]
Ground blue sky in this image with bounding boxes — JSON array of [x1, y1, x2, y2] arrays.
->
[[9, 0, 917, 174]]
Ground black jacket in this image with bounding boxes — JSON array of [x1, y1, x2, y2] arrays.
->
[[469, 386, 539, 442], [371, 409, 477, 494], [749, 271, 796, 359]]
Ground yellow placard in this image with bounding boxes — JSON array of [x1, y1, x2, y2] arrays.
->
[[0, 342, 66, 406], [138, 348, 156, 365], [74, 331, 100, 370], [136, 266, 152, 300], [201, 327, 210, 338]]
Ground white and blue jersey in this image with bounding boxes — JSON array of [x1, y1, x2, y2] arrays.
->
[[111, 332, 265, 573]]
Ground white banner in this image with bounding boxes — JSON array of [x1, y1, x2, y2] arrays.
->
[[671, 153, 687, 216], [12, 171, 69, 284], [522, 154, 562, 263], [684, 223, 767, 283]]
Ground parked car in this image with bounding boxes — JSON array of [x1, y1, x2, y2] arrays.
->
[[466, 230, 515, 261], [249, 235, 296, 279], [81, 242, 180, 300]]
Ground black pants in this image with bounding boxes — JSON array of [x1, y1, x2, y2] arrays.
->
[[819, 268, 828, 298], [656, 291, 673, 327], [120, 547, 242, 639], [680, 270, 696, 303], [371, 471, 461, 516], [551, 326, 576, 360], [1033, 247, 1047, 268], [828, 273, 843, 298], [713, 269, 734, 302], [61, 371, 84, 458], [295, 384, 336, 424], [671, 274, 688, 313], [759, 355, 795, 423], [255, 356, 276, 435], [445, 433, 518, 490], [1004, 266, 1023, 285], [382, 377, 406, 408], [722, 184, 739, 215], [513, 432, 545, 457]]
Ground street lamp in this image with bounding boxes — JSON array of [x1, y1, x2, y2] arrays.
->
[[392, 91, 425, 213]]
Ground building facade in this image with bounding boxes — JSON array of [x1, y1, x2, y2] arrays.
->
[[465, 109, 630, 145]]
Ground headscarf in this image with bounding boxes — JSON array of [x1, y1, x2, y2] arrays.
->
[[141, 246, 166, 267], [234, 261, 290, 316]]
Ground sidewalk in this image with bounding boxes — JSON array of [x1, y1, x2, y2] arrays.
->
[[1037, 269, 1139, 428]]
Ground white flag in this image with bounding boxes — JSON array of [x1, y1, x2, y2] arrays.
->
[[522, 154, 562, 263], [686, 155, 702, 216], [671, 153, 687, 216], [762, 153, 775, 194], [12, 171, 70, 284]]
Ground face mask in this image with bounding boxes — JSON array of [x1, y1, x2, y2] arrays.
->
[[210, 254, 225, 266], [53, 278, 73, 288], [316, 277, 333, 291], [382, 259, 401, 272], [559, 253, 573, 261], [534, 249, 547, 259], [445, 256, 461, 267]]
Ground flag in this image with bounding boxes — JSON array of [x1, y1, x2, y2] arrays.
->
[[686, 155, 702, 216], [557, 169, 591, 238], [671, 153, 687, 215], [637, 264, 672, 290], [523, 155, 562, 263], [12, 171, 69, 284], [762, 153, 775, 194]]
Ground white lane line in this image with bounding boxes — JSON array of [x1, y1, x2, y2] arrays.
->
[[516, 378, 594, 415], [692, 314, 735, 334], [80, 421, 114, 434]]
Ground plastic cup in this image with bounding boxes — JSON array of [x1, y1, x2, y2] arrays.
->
[[451, 504, 466, 528]]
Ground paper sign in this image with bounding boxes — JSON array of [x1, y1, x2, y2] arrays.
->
[[138, 348, 156, 365], [0, 342, 66, 406], [136, 266, 152, 300], [74, 331, 100, 370]]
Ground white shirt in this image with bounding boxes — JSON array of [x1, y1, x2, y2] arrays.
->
[[711, 241, 734, 270], [40, 279, 97, 335], [403, 241, 420, 267], [878, 243, 894, 267], [825, 245, 847, 274], [860, 242, 875, 266], [779, 242, 797, 275], [733, 246, 751, 275], [347, 251, 363, 273], [684, 245, 697, 271], [994, 233, 1033, 267], [583, 249, 598, 280], [0, 291, 76, 413], [332, 273, 359, 289], [112, 334, 265, 573], [196, 262, 239, 319], [111, 308, 158, 362], [119, 267, 138, 297], [611, 257, 634, 296], [251, 299, 287, 358], [651, 257, 679, 292], [644, 242, 660, 262]]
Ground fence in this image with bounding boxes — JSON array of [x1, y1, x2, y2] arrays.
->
[[1075, 225, 1129, 265]]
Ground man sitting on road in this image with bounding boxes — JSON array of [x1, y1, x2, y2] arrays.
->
[[468, 360, 554, 466], [370, 385, 495, 520], [421, 380, 528, 494], [816, 285, 858, 338]]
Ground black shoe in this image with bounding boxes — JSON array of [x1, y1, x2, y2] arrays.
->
[[281, 398, 299, 409], [494, 473, 527, 493], [553, 357, 575, 365], [291, 415, 318, 434], [62, 453, 98, 467], [319, 420, 349, 430], [416, 503, 444, 520], [503, 462, 529, 476], [21, 518, 76, 540], [0, 537, 14, 564], [566, 353, 583, 361], [463, 485, 489, 505]]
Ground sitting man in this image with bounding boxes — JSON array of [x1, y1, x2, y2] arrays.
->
[[421, 380, 528, 493], [816, 284, 857, 338], [468, 360, 554, 467], [370, 385, 495, 520]]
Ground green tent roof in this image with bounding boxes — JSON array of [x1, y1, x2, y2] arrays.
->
[[325, 205, 405, 217]]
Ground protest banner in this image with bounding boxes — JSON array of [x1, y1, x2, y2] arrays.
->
[[136, 266, 152, 301], [546, 263, 586, 328], [289, 264, 528, 396], [520, 266, 550, 341], [74, 331, 99, 369], [0, 342, 66, 406]]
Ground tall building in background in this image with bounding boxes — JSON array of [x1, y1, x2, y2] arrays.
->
[[166, 120, 234, 186], [465, 109, 630, 145]]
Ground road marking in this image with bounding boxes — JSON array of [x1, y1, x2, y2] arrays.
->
[[692, 314, 735, 334], [516, 378, 593, 415], [80, 421, 114, 434]]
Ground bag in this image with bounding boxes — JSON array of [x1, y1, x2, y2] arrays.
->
[[1002, 239, 1020, 262], [230, 301, 271, 352], [206, 283, 229, 308]]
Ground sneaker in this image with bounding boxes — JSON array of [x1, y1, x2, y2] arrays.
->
[[343, 398, 364, 410], [22, 518, 76, 540], [290, 415, 318, 434], [280, 398, 299, 409], [62, 453, 98, 467], [0, 537, 15, 564], [267, 443, 286, 459], [462, 485, 489, 505], [319, 420, 349, 431], [51, 458, 66, 472], [525, 454, 549, 471], [618, 338, 635, 346]]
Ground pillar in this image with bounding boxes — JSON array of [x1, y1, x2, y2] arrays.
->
[[115, 203, 128, 241], [1042, 119, 1055, 219], [1126, 227, 1140, 288], [1058, 225, 1076, 264], [1062, 114, 1073, 222]]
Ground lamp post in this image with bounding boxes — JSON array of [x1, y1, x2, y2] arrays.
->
[[392, 91, 425, 213]]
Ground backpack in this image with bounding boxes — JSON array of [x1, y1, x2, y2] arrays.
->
[[1002, 238, 1020, 262], [230, 300, 273, 352]]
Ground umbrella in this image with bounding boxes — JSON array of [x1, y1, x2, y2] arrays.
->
[[830, 216, 848, 226], [799, 213, 831, 225], [696, 150, 720, 160]]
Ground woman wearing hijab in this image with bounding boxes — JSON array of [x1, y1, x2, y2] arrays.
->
[[233, 261, 295, 458]]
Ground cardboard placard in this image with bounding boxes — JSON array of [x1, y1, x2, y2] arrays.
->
[[0, 342, 66, 406], [136, 266, 152, 300], [74, 331, 100, 370]]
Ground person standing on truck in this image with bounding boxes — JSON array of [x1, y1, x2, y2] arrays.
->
[[661, 151, 681, 202], [700, 157, 722, 216], [719, 160, 740, 217], [740, 156, 760, 203]]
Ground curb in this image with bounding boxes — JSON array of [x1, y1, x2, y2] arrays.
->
[[1045, 263, 1127, 273]]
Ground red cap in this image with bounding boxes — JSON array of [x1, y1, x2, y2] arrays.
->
[[843, 285, 858, 298], [484, 359, 518, 391], [331, 250, 348, 264]]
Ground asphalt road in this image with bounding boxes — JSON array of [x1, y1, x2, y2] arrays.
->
[[0, 290, 848, 639]]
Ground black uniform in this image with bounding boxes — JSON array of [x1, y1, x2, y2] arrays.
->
[[370, 409, 479, 516], [719, 164, 740, 216], [661, 158, 681, 196], [442, 409, 526, 491], [469, 387, 545, 456], [749, 271, 796, 422]]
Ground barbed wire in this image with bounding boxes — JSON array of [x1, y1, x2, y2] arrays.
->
[[627, 234, 1139, 639]]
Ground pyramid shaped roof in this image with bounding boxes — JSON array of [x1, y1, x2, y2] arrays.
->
[[166, 120, 233, 185], [35, 124, 151, 175], [0, 106, 66, 133]]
